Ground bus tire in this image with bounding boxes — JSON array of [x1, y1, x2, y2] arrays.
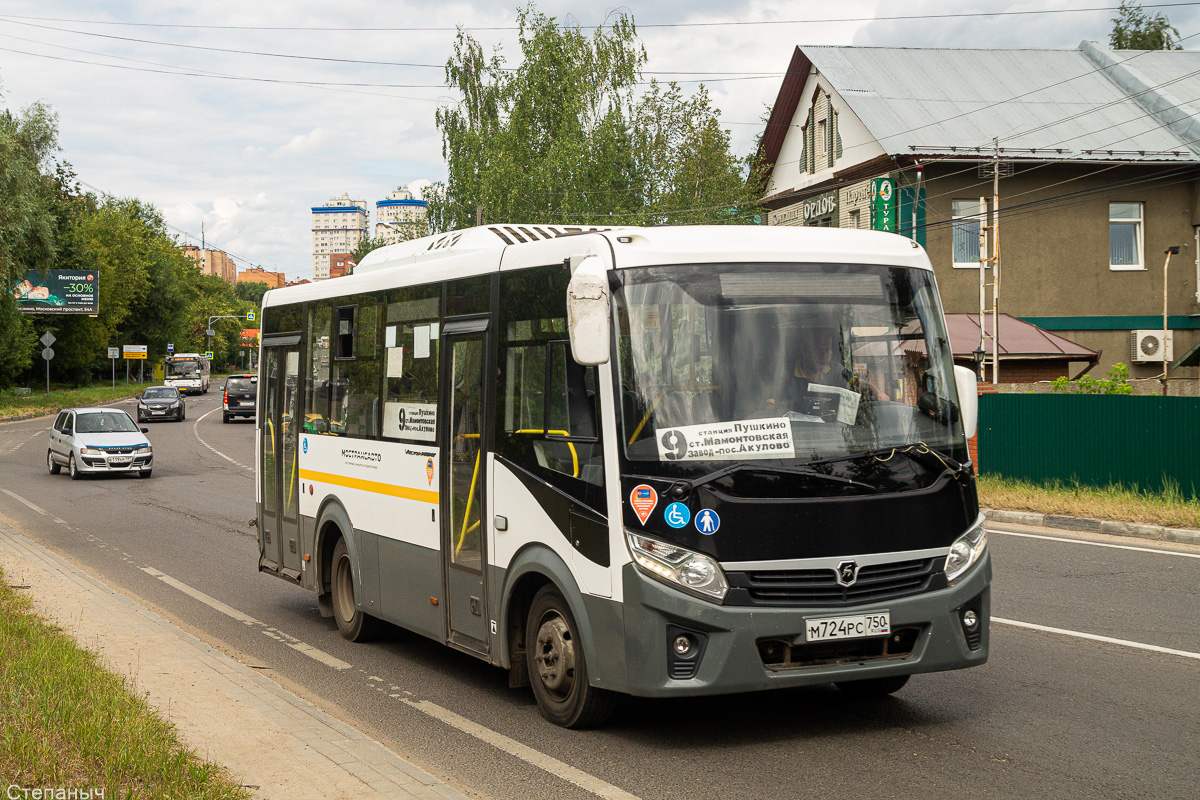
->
[[526, 585, 615, 728], [330, 537, 381, 642], [835, 675, 910, 696]]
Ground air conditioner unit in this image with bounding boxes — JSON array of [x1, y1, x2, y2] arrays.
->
[[1130, 330, 1174, 363]]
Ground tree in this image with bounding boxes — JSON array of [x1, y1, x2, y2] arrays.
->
[[0, 101, 60, 388], [427, 3, 762, 231], [1110, 1, 1182, 50], [235, 280, 270, 306]]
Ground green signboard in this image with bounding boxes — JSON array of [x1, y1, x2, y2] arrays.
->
[[11, 269, 100, 314], [870, 178, 896, 232]]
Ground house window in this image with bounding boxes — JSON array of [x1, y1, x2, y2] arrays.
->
[[952, 199, 985, 268], [849, 209, 861, 229], [817, 120, 826, 160], [1110, 202, 1143, 270]]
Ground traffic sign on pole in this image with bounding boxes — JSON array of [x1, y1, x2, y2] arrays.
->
[[167, 342, 175, 353], [39, 331, 56, 347], [246, 311, 255, 322], [41, 347, 54, 361], [204, 351, 214, 360]]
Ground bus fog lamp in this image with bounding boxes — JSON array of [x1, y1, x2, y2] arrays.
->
[[962, 609, 978, 628], [673, 635, 693, 656]]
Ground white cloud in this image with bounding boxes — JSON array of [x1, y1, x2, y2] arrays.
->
[[2, 0, 1192, 280]]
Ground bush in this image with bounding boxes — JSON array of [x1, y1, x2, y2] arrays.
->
[[1051, 363, 1133, 395]]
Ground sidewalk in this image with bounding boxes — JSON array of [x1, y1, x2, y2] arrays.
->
[[0, 520, 471, 800], [983, 508, 1200, 546]]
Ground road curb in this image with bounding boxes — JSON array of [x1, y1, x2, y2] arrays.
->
[[984, 508, 1200, 546]]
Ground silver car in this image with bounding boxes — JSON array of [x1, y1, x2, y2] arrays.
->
[[47, 407, 154, 480]]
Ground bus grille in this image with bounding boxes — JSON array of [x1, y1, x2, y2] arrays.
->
[[726, 558, 939, 608]]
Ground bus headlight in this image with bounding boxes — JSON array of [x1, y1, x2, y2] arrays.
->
[[627, 531, 728, 602], [945, 516, 987, 585]]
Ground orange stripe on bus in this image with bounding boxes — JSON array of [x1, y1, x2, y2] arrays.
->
[[299, 469, 439, 505]]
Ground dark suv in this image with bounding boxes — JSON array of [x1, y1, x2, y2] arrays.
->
[[222, 374, 258, 423]]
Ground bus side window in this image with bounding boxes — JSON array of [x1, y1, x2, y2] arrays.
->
[[383, 284, 440, 443], [332, 297, 382, 439], [306, 301, 334, 435]]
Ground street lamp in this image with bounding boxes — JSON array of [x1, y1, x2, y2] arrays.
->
[[972, 346, 987, 380]]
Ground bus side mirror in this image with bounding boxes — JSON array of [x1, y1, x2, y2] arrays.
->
[[566, 255, 610, 366], [953, 365, 978, 441]]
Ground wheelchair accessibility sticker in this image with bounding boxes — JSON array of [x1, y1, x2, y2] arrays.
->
[[302, 437, 308, 454], [695, 509, 720, 535], [664, 502, 691, 529]]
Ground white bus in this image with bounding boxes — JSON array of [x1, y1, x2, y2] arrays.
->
[[164, 352, 211, 394], [255, 224, 990, 727]]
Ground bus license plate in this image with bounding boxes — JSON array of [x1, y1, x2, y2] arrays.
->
[[804, 612, 890, 642], [108, 456, 132, 465]]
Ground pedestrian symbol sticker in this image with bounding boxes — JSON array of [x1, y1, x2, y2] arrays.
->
[[695, 509, 721, 535], [664, 502, 691, 529], [426, 458, 434, 486], [630, 484, 658, 524]]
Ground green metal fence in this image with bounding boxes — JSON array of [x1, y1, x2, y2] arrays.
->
[[978, 394, 1200, 496]]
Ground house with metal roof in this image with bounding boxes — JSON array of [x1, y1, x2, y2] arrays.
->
[[756, 41, 1200, 391]]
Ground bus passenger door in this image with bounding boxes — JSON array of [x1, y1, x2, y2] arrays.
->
[[440, 320, 490, 652], [260, 344, 303, 580]]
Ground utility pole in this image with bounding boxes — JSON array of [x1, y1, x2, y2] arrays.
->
[[976, 138, 1002, 384]]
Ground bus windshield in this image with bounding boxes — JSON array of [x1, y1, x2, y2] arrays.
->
[[613, 263, 964, 470], [167, 359, 201, 377]]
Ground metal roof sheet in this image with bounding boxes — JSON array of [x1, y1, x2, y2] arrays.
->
[[803, 45, 1200, 161]]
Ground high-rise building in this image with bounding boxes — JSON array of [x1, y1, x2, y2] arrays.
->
[[311, 193, 368, 280], [375, 186, 428, 245], [182, 245, 238, 284]]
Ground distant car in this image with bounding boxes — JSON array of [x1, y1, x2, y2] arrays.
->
[[223, 374, 258, 423], [136, 386, 186, 422], [47, 408, 153, 480]]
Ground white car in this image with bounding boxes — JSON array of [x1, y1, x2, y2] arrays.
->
[[47, 408, 154, 480]]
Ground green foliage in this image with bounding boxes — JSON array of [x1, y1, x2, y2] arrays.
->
[[428, 3, 763, 231], [234, 280, 269, 305], [1050, 362, 1134, 394], [1110, 1, 1182, 50]]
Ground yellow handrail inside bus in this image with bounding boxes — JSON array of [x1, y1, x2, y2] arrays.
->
[[627, 385, 722, 444], [513, 430, 578, 477], [455, 448, 481, 557]]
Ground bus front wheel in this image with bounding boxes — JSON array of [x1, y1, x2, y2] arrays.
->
[[330, 537, 381, 642], [525, 585, 616, 728]]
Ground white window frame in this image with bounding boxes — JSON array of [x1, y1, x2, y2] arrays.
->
[[952, 199, 987, 269], [1109, 201, 1144, 271]]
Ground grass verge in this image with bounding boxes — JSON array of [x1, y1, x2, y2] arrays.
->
[[977, 474, 1200, 529], [0, 571, 251, 799], [0, 375, 234, 421]]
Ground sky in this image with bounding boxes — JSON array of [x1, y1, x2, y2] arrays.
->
[[2, 1, 1199, 281]]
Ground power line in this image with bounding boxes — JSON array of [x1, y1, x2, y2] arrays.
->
[[2, 4, 1197, 31]]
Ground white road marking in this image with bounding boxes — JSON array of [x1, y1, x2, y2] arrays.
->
[[402, 699, 643, 800], [140, 566, 351, 670], [992, 529, 1200, 559], [993, 617, 1200, 661], [2, 489, 47, 515], [192, 407, 253, 472]]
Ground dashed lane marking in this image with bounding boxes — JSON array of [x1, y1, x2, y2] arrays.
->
[[192, 407, 253, 472], [401, 699, 643, 800], [2, 489, 47, 515], [993, 617, 1200, 662], [140, 567, 350, 670]]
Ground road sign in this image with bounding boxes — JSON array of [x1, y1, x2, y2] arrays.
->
[[204, 351, 214, 360], [167, 342, 174, 353], [39, 331, 56, 347], [41, 347, 54, 361], [246, 311, 255, 322], [206, 328, 216, 336], [123, 344, 148, 360], [107, 347, 119, 359]]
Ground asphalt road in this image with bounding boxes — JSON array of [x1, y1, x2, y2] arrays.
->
[[1, 393, 1197, 800]]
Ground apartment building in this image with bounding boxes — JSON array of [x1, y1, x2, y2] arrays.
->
[[182, 245, 237, 285], [375, 186, 429, 245], [311, 193, 368, 280], [238, 267, 286, 289]]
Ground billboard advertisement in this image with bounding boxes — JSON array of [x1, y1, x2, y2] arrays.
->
[[11, 269, 100, 314]]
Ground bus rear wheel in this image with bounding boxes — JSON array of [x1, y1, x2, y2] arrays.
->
[[525, 585, 615, 728], [330, 537, 381, 642]]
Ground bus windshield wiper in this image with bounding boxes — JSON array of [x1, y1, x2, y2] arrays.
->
[[805, 442, 966, 476], [662, 462, 875, 499]]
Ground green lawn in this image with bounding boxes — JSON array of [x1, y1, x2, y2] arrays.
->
[[978, 474, 1200, 529], [0, 572, 251, 799], [0, 374, 233, 420]]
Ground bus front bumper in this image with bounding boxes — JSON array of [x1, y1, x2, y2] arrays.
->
[[615, 551, 991, 698]]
